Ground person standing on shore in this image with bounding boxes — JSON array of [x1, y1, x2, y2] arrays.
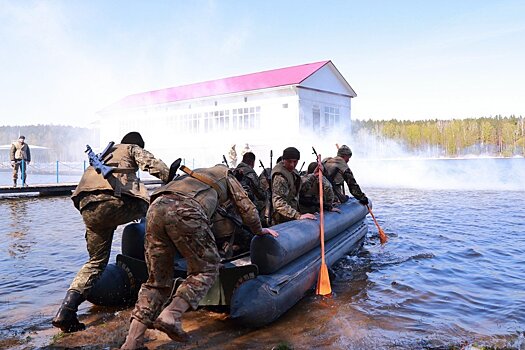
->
[[52, 131, 170, 333], [10, 135, 31, 187]]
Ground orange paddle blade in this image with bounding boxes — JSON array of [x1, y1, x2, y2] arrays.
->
[[316, 262, 332, 296], [367, 205, 388, 245], [378, 227, 388, 244]]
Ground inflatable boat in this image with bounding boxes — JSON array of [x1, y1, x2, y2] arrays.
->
[[88, 199, 369, 327]]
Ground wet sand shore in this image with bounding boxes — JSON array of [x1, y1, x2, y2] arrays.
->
[[3, 305, 297, 350]]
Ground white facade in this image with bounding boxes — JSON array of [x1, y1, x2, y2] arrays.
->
[[99, 62, 356, 167]]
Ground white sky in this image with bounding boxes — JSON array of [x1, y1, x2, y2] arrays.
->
[[1, 0, 524, 127]]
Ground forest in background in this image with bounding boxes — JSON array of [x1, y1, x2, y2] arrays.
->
[[0, 125, 99, 162], [1, 116, 524, 162], [352, 115, 525, 157]]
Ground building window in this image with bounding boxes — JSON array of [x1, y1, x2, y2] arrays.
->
[[324, 106, 340, 129], [282, 103, 288, 108], [232, 106, 261, 130]]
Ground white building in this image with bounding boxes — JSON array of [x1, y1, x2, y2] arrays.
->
[[98, 60, 357, 167]]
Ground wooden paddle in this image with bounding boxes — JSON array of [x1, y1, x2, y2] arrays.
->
[[316, 154, 332, 296], [366, 205, 388, 244]]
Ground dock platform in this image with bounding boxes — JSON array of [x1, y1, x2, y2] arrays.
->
[[0, 179, 163, 198]]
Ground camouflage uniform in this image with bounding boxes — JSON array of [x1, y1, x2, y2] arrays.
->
[[131, 165, 263, 326], [299, 174, 335, 214], [10, 140, 31, 184], [69, 143, 169, 296], [322, 156, 367, 202], [228, 145, 237, 167], [271, 162, 317, 224], [234, 162, 267, 206]]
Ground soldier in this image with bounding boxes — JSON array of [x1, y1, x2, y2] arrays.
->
[[10, 135, 31, 187], [52, 132, 170, 333], [322, 145, 369, 205], [271, 147, 316, 224], [228, 144, 238, 167], [233, 152, 267, 209], [120, 164, 278, 349], [299, 161, 339, 214]]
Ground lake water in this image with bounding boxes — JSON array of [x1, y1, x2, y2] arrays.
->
[[0, 158, 524, 349]]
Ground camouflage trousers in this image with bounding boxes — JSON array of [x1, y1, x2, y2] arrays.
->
[[131, 194, 220, 326], [12, 160, 27, 182], [69, 195, 148, 296]]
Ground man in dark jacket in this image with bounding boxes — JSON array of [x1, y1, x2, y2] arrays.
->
[[52, 132, 169, 333], [10, 135, 31, 187]]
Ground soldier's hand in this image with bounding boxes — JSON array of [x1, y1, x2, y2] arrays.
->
[[359, 197, 369, 205], [299, 213, 317, 220], [261, 227, 279, 237]]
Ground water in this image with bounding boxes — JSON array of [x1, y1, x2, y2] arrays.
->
[[1, 159, 524, 349]]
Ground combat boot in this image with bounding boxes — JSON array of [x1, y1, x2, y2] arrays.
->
[[120, 319, 148, 350], [52, 290, 86, 333], [152, 297, 190, 342]]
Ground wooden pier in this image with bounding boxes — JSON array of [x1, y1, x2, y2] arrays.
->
[[0, 179, 163, 198]]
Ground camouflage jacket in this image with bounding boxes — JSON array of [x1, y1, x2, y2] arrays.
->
[[322, 156, 366, 201], [233, 162, 267, 202], [299, 174, 334, 213], [72, 144, 169, 211], [151, 165, 263, 235], [10, 141, 31, 162], [271, 162, 316, 223]]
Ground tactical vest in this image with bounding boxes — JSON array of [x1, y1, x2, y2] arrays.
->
[[151, 165, 229, 219], [322, 156, 347, 187], [233, 162, 256, 200], [72, 144, 148, 207], [11, 142, 29, 160], [271, 162, 301, 209]]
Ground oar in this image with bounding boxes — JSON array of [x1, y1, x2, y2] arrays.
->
[[366, 205, 388, 244], [316, 153, 332, 296]]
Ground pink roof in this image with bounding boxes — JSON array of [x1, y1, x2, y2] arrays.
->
[[105, 60, 331, 111]]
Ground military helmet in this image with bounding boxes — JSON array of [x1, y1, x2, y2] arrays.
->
[[337, 145, 352, 157]]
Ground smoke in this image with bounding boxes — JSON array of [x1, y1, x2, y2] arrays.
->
[[348, 131, 525, 192]]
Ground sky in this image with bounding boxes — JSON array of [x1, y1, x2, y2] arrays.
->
[[1, 0, 524, 127]]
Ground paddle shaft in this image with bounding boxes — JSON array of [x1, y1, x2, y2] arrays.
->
[[318, 154, 325, 264]]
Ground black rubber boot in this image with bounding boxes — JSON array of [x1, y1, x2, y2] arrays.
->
[[52, 290, 86, 333]]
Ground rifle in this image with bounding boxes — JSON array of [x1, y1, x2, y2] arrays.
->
[[85, 141, 115, 179], [222, 155, 229, 167], [268, 150, 273, 225], [312, 146, 348, 204], [298, 161, 305, 174]]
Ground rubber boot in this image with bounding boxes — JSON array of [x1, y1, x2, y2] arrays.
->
[[52, 290, 86, 333], [152, 297, 190, 342], [120, 319, 148, 350]]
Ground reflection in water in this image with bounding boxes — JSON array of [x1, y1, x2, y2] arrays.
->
[[7, 199, 34, 259], [0, 163, 525, 349]]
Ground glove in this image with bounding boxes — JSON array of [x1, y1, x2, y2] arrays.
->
[[359, 197, 369, 205]]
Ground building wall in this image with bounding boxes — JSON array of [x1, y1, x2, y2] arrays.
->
[[99, 66, 354, 167], [100, 87, 302, 165]]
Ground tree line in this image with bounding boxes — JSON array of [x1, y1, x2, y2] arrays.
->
[[2, 116, 524, 162], [352, 115, 525, 157], [0, 125, 99, 162]]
